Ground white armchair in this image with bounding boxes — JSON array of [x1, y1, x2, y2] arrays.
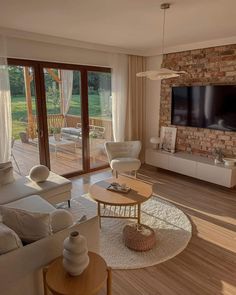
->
[[104, 141, 141, 178]]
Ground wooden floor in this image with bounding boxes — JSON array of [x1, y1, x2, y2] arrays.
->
[[70, 165, 236, 295], [12, 140, 108, 176]]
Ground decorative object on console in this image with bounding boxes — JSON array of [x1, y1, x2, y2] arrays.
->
[[150, 137, 160, 150], [136, 3, 186, 80], [63, 231, 89, 276], [29, 165, 50, 183], [160, 126, 177, 153], [212, 148, 224, 165], [222, 158, 236, 167]]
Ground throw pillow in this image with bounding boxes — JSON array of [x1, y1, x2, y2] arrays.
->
[[0, 161, 14, 186], [0, 206, 52, 243], [29, 165, 50, 183], [51, 209, 73, 233], [0, 222, 23, 254]]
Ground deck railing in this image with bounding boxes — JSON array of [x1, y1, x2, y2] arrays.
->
[[31, 114, 113, 140]]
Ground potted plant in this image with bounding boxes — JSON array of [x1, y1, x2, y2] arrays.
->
[[50, 127, 61, 141]]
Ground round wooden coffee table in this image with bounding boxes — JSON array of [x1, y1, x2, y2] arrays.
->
[[44, 252, 112, 295], [89, 176, 152, 227]]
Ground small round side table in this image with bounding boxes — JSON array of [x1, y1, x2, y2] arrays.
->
[[44, 252, 112, 295]]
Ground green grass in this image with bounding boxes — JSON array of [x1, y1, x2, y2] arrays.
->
[[11, 93, 112, 139]]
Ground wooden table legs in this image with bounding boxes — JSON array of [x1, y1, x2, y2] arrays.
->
[[107, 267, 112, 295]]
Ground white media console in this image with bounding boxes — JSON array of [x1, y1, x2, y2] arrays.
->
[[145, 148, 236, 188]]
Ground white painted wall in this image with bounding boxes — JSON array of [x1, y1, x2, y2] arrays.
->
[[5, 36, 116, 67], [145, 55, 162, 148]]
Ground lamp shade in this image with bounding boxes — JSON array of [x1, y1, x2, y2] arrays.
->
[[150, 137, 160, 144]]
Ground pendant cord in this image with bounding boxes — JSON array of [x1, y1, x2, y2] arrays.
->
[[161, 8, 166, 56]]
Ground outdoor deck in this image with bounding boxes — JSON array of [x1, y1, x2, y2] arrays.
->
[[12, 139, 108, 176]]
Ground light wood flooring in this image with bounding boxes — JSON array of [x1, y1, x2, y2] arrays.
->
[[70, 165, 236, 295], [12, 140, 108, 176]]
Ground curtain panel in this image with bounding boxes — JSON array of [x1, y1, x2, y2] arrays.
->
[[111, 54, 128, 142], [125, 55, 146, 162], [0, 36, 12, 163]]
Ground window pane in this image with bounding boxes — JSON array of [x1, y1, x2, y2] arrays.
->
[[8, 65, 39, 176], [44, 68, 83, 175], [88, 71, 112, 169]]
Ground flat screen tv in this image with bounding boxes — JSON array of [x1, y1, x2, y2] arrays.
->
[[171, 85, 236, 131]]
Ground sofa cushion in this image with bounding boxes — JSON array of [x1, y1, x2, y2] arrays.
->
[[51, 209, 73, 233], [0, 195, 73, 240], [0, 206, 52, 243], [0, 222, 23, 254], [0, 162, 14, 186], [0, 172, 72, 205]]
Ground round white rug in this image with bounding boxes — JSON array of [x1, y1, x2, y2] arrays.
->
[[68, 194, 192, 270]]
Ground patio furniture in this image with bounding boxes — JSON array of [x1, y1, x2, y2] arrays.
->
[[89, 175, 152, 227], [11, 138, 21, 174], [104, 141, 141, 178], [49, 137, 76, 157]]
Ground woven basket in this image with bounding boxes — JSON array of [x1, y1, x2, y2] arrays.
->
[[123, 223, 156, 252]]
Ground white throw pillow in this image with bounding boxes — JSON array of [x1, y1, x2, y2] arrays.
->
[[0, 222, 23, 254], [0, 161, 14, 186], [0, 206, 52, 243], [51, 209, 73, 233], [29, 165, 50, 183]]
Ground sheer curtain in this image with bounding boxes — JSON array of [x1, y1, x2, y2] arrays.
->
[[111, 54, 128, 142], [60, 70, 73, 125], [125, 55, 146, 161], [0, 36, 12, 163]]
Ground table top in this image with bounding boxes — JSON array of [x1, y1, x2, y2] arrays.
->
[[46, 252, 108, 295], [89, 176, 153, 206]]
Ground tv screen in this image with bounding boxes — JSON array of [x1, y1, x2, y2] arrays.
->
[[171, 85, 236, 131]]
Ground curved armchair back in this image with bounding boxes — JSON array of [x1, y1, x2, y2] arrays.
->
[[105, 141, 142, 163]]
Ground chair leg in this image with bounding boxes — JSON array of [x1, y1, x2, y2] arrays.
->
[[68, 200, 71, 208], [12, 153, 21, 174], [134, 170, 137, 178], [115, 170, 118, 178]]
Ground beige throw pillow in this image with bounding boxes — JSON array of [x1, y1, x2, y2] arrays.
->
[[0, 223, 23, 254], [0, 161, 14, 186], [0, 206, 52, 243]]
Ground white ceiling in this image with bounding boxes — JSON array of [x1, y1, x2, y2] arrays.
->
[[0, 0, 236, 54]]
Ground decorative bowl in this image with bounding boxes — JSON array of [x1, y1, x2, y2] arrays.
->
[[222, 158, 236, 167]]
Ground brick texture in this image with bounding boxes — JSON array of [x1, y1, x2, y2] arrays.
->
[[160, 44, 236, 157]]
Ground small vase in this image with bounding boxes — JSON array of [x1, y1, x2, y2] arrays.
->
[[63, 231, 89, 276]]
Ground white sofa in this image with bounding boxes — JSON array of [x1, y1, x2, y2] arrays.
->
[[0, 216, 100, 295], [0, 171, 72, 206], [0, 170, 99, 295]]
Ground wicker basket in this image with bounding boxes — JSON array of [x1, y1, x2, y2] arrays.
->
[[123, 223, 156, 252]]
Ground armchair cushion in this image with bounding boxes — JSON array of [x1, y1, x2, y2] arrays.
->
[[111, 157, 141, 172]]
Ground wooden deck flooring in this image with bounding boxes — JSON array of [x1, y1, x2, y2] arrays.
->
[[12, 140, 108, 176], [70, 165, 236, 295]]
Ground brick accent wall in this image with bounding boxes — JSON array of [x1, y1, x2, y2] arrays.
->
[[160, 44, 236, 157]]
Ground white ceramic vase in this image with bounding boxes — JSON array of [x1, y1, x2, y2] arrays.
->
[[63, 231, 89, 276]]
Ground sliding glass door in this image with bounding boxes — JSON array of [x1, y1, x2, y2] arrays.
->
[[7, 59, 112, 177], [43, 67, 83, 175], [88, 71, 112, 169], [8, 65, 40, 175]]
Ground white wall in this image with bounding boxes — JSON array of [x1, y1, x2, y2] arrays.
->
[[145, 55, 162, 148], [5, 36, 116, 67]]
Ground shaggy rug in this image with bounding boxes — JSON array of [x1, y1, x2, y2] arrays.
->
[[63, 194, 192, 270]]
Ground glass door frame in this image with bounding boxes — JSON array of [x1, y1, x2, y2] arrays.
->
[[8, 58, 111, 178]]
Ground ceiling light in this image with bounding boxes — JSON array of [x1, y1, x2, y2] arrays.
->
[[136, 3, 186, 80]]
